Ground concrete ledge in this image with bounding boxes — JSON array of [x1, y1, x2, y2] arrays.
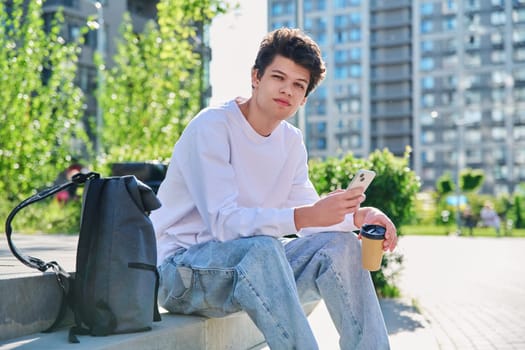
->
[[0, 269, 319, 349], [0, 311, 264, 350], [1, 303, 320, 350], [0, 273, 69, 341]]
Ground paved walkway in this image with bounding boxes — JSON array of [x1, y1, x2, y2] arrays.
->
[[396, 235, 525, 350], [1, 234, 525, 349]]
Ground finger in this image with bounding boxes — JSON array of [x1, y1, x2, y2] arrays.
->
[[385, 235, 397, 251], [383, 230, 397, 251], [345, 187, 365, 197]]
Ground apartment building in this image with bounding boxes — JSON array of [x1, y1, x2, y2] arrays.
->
[[268, 0, 525, 194]]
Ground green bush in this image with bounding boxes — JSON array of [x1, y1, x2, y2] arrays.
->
[[308, 147, 420, 296]]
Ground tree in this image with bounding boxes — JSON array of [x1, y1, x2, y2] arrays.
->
[[436, 172, 454, 198], [97, 0, 229, 172], [0, 0, 87, 202], [459, 168, 484, 193]]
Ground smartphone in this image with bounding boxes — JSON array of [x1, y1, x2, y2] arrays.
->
[[347, 169, 376, 192]]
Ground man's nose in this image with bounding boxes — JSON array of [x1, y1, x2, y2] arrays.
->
[[280, 83, 292, 96]]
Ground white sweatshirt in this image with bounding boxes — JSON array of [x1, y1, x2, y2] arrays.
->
[[151, 99, 357, 264]]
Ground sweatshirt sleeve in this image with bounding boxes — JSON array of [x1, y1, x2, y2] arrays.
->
[[284, 134, 359, 236], [173, 118, 298, 242]]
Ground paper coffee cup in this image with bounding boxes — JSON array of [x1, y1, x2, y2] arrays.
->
[[360, 224, 386, 271]]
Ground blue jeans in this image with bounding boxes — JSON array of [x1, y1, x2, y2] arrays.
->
[[158, 232, 390, 349]]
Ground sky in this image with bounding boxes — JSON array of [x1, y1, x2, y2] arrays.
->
[[208, 1, 267, 105]]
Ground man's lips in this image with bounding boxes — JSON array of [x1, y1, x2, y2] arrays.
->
[[274, 98, 291, 107]]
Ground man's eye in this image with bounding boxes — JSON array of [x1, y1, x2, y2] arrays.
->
[[295, 83, 306, 90], [272, 75, 284, 80]]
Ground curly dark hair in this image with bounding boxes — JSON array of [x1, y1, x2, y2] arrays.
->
[[253, 28, 326, 97]]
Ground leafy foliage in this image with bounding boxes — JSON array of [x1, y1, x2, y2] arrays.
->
[[309, 147, 421, 295], [0, 0, 87, 202], [436, 172, 454, 197], [460, 168, 484, 193], [97, 0, 229, 173], [309, 147, 420, 229]]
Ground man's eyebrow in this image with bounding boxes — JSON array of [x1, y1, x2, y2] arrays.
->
[[271, 68, 309, 84]]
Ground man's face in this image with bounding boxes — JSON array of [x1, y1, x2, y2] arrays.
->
[[251, 55, 309, 121]]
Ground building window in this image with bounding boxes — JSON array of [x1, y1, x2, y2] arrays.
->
[[421, 20, 433, 33], [335, 0, 361, 7], [465, 34, 480, 49], [466, 13, 480, 28], [514, 126, 525, 140], [422, 76, 435, 89], [316, 138, 327, 150], [464, 109, 482, 123], [421, 40, 434, 52], [350, 99, 361, 113], [465, 128, 481, 144], [443, 54, 458, 68], [514, 47, 525, 62], [446, 0, 457, 11], [420, 3, 434, 16], [491, 109, 504, 122], [491, 32, 504, 45], [271, 20, 295, 30], [465, 90, 482, 105], [513, 28, 525, 45], [422, 93, 435, 107], [422, 150, 435, 163], [491, 127, 507, 140], [513, 8, 525, 23], [492, 88, 506, 103], [491, 50, 505, 64], [421, 131, 435, 144], [465, 53, 481, 67], [491, 11, 506, 26], [466, 0, 480, 10], [335, 48, 361, 63], [421, 57, 435, 71], [350, 29, 361, 41], [271, 2, 284, 16], [443, 17, 457, 31], [515, 86, 525, 101]]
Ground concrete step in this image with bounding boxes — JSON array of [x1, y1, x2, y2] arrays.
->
[[0, 273, 69, 342], [0, 310, 268, 350]]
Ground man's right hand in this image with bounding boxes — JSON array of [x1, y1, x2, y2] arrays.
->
[[294, 188, 365, 230]]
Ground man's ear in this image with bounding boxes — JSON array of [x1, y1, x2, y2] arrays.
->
[[251, 68, 260, 88], [300, 96, 308, 106]]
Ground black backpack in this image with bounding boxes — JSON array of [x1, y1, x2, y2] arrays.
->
[[5, 172, 162, 342]]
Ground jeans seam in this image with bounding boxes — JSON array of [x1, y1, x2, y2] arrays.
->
[[236, 267, 291, 340]]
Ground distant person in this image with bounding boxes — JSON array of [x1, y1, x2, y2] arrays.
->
[[480, 202, 500, 236], [151, 28, 397, 349], [54, 162, 87, 203], [461, 206, 476, 236]]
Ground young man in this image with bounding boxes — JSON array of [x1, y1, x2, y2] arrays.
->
[[152, 28, 397, 349]]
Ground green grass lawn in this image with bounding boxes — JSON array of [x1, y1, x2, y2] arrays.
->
[[400, 224, 525, 238]]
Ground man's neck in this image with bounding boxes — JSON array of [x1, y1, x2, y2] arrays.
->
[[236, 97, 277, 137]]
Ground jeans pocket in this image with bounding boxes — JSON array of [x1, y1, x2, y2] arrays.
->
[[158, 262, 192, 308], [191, 268, 239, 316]]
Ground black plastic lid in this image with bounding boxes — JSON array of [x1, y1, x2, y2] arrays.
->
[[360, 224, 386, 240]]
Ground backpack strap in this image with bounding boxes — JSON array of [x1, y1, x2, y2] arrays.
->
[[4, 172, 100, 272]]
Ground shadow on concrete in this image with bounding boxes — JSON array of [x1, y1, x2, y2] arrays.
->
[[380, 298, 426, 335]]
